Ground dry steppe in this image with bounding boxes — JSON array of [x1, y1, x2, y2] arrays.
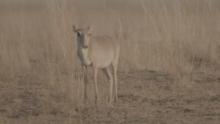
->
[[0, 0, 220, 124]]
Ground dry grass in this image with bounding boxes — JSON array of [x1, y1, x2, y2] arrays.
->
[[0, 0, 220, 124]]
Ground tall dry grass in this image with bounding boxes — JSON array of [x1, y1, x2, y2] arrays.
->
[[0, 0, 220, 119], [1, 0, 220, 77]]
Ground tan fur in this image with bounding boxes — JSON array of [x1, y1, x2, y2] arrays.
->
[[73, 26, 120, 105]]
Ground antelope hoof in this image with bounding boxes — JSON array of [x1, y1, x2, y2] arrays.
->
[[95, 96, 99, 105], [108, 101, 114, 107], [114, 96, 118, 102]]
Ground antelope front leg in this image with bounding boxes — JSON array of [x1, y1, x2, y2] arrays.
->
[[94, 67, 99, 104], [82, 66, 88, 102]]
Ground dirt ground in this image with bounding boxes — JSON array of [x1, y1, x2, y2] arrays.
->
[[0, 70, 219, 124]]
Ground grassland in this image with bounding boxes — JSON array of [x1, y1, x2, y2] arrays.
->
[[0, 0, 220, 124]]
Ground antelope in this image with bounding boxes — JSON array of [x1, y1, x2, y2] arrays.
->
[[73, 26, 120, 105]]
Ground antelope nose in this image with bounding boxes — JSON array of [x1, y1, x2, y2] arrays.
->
[[83, 46, 89, 48]]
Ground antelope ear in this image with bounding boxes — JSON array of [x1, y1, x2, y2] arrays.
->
[[88, 33, 92, 37], [86, 26, 93, 33], [73, 25, 77, 32]]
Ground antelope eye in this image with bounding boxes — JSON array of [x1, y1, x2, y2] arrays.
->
[[77, 32, 80, 36]]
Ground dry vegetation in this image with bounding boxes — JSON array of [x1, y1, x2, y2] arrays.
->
[[0, 0, 220, 124]]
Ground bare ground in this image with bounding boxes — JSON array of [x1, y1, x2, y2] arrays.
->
[[0, 70, 219, 124]]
